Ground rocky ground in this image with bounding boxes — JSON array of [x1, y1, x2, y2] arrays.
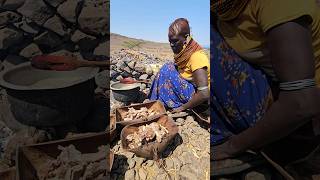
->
[[110, 33, 173, 60], [109, 49, 210, 180], [0, 0, 109, 63], [110, 49, 169, 85], [0, 0, 110, 178], [110, 116, 210, 180]]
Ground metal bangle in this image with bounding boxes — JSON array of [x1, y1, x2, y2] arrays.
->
[[279, 78, 316, 91], [197, 86, 209, 91]]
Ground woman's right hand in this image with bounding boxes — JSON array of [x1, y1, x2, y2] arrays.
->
[[211, 141, 236, 161]]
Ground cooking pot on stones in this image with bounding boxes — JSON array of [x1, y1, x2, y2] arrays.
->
[[0, 62, 99, 127], [110, 81, 140, 103]]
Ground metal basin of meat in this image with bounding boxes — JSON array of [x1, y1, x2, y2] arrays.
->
[[110, 81, 140, 103], [0, 62, 99, 127]]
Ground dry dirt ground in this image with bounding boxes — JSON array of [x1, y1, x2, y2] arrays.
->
[[110, 33, 173, 60]]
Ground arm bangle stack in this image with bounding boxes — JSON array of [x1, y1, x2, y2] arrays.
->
[[279, 78, 316, 91]]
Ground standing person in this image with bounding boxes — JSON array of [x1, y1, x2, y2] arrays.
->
[[149, 18, 210, 112]]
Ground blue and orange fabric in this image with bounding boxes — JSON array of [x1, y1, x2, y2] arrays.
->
[[210, 28, 273, 145], [149, 62, 195, 109]]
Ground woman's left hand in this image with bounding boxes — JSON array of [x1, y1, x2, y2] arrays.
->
[[172, 106, 186, 113], [211, 141, 237, 161]]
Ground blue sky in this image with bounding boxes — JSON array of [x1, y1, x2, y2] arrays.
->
[[111, 0, 210, 47]]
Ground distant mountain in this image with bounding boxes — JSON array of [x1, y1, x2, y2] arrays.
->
[[110, 33, 210, 60], [110, 33, 173, 60]]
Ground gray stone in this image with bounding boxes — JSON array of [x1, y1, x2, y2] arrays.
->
[[57, 0, 83, 23], [140, 83, 146, 90], [0, 0, 5, 5], [34, 31, 63, 50], [145, 160, 154, 167], [1, 0, 25, 10], [186, 116, 194, 123], [145, 65, 153, 76], [95, 70, 109, 88], [178, 152, 192, 165], [118, 62, 127, 71], [83, 0, 108, 7], [111, 59, 117, 64], [78, 38, 99, 53], [44, 15, 69, 36], [93, 41, 109, 56], [134, 63, 145, 73], [172, 157, 182, 170], [124, 169, 135, 180], [0, 61, 3, 71], [135, 157, 145, 167], [0, 28, 23, 49], [176, 118, 184, 124], [94, 87, 103, 94], [132, 71, 139, 76], [17, 0, 54, 25], [179, 166, 197, 180], [165, 158, 174, 169], [127, 158, 136, 169], [19, 43, 42, 58], [78, 4, 109, 36], [243, 170, 271, 180], [125, 152, 135, 159], [115, 75, 122, 81], [13, 18, 40, 35], [150, 74, 156, 81], [0, 11, 22, 26], [123, 66, 131, 73], [138, 168, 147, 180], [127, 61, 135, 69], [157, 173, 168, 180], [71, 30, 95, 43], [139, 74, 148, 80], [44, 0, 66, 7]]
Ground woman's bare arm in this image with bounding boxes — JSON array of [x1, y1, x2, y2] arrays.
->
[[173, 68, 209, 112], [214, 20, 320, 159]]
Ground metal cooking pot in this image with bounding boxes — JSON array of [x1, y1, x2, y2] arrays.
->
[[0, 62, 99, 127], [110, 81, 140, 103]]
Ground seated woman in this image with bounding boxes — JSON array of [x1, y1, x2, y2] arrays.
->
[[210, 0, 320, 172], [149, 18, 210, 113]]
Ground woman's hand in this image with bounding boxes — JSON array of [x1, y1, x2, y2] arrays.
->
[[172, 105, 186, 113], [211, 144, 233, 161], [211, 140, 237, 161]]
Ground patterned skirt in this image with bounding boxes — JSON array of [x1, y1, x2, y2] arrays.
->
[[149, 62, 195, 109], [211, 28, 274, 145]]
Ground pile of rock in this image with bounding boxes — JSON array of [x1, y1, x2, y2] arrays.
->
[[0, 0, 109, 65], [110, 49, 171, 98], [110, 49, 170, 82], [110, 116, 210, 180]]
